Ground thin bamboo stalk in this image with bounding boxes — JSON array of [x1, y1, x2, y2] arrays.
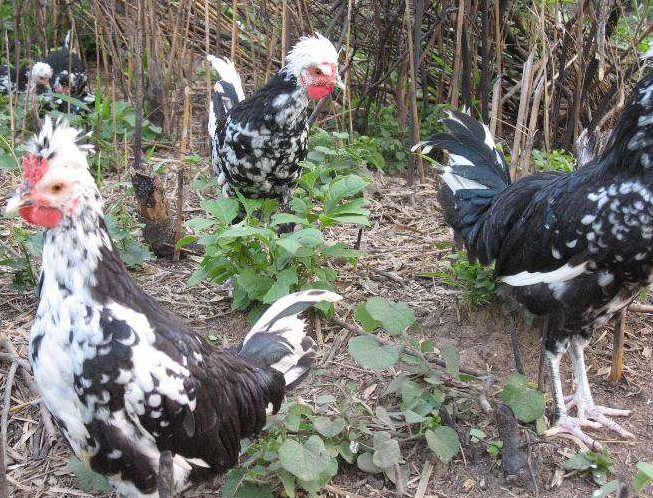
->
[[450, 0, 466, 109]]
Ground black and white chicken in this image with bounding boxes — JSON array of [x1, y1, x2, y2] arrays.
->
[[0, 62, 52, 95], [207, 33, 343, 204], [6, 117, 341, 497], [41, 33, 94, 112], [413, 73, 653, 449]]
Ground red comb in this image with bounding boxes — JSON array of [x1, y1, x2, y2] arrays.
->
[[22, 154, 48, 187]]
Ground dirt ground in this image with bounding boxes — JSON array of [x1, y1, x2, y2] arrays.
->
[[1, 144, 653, 497]]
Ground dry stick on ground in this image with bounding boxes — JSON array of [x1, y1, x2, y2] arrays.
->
[[449, 0, 466, 110], [537, 319, 548, 392], [0, 337, 56, 455], [508, 315, 525, 375], [609, 309, 627, 384], [3, 31, 14, 149], [404, 0, 425, 183], [173, 86, 192, 261], [510, 50, 535, 180], [0, 362, 16, 498], [496, 404, 539, 497]]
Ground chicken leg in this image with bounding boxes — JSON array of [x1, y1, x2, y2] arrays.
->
[[546, 337, 633, 450]]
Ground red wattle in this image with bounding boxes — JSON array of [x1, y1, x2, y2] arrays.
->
[[19, 206, 63, 228], [307, 85, 334, 99]]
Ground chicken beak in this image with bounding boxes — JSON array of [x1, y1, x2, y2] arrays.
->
[[335, 72, 345, 91], [5, 189, 29, 215]]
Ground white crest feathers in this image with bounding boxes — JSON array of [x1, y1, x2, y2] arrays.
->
[[285, 33, 339, 78]]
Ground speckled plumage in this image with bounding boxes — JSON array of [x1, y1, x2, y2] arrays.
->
[[208, 34, 340, 203], [416, 73, 653, 446], [0, 64, 29, 94], [210, 68, 310, 201], [21, 119, 340, 497]]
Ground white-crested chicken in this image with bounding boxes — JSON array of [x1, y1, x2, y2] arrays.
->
[[6, 117, 341, 497]]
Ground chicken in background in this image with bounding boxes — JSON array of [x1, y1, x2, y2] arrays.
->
[[413, 72, 653, 449], [5, 117, 341, 497], [42, 32, 95, 113], [0, 62, 52, 96], [207, 33, 343, 208]]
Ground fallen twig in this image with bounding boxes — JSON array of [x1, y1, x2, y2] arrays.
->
[[628, 303, 653, 314], [0, 361, 17, 498]]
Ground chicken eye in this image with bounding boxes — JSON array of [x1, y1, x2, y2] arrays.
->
[[313, 67, 324, 76], [51, 183, 63, 193]]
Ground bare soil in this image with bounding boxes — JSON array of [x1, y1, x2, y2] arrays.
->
[[1, 143, 652, 498]]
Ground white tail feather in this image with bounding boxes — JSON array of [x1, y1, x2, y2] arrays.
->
[[442, 167, 488, 193], [206, 55, 245, 101], [242, 290, 342, 385], [502, 261, 588, 286]]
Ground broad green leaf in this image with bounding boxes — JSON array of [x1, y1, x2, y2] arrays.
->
[[66, 457, 112, 493], [237, 268, 274, 301], [271, 213, 310, 226], [354, 302, 382, 332], [372, 432, 401, 469], [501, 374, 531, 404], [321, 242, 365, 259], [357, 452, 383, 474], [279, 436, 331, 482], [633, 462, 653, 494], [313, 416, 345, 438], [426, 426, 460, 464], [469, 428, 486, 442], [592, 480, 618, 498], [221, 469, 274, 497], [509, 389, 545, 423], [201, 198, 240, 225], [176, 235, 198, 248], [262, 267, 298, 303], [220, 225, 272, 239], [375, 406, 396, 430], [365, 297, 415, 336], [276, 237, 302, 255], [287, 228, 324, 247], [0, 151, 17, 171], [283, 413, 301, 432], [400, 380, 422, 405], [440, 344, 460, 377], [185, 217, 216, 231], [325, 174, 368, 212], [338, 442, 356, 463], [277, 470, 296, 498], [347, 335, 402, 370]]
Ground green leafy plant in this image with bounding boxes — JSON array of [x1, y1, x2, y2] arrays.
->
[[305, 128, 387, 175], [353, 296, 416, 336], [0, 225, 42, 290], [104, 203, 153, 268], [66, 457, 112, 493], [531, 148, 575, 172], [424, 251, 498, 307], [593, 461, 653, 497], [563, 450, 614, 486], [183, 167, 369, 316], [501, 374, 546, 424]]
